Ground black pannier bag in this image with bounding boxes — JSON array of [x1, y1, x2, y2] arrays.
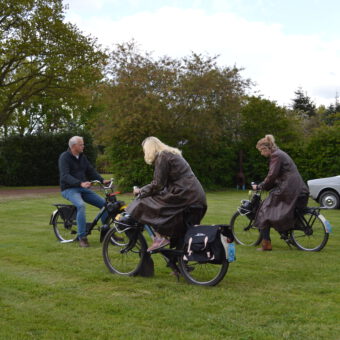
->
[[55, 204, 76, 222], [183, 225, 227, 264]]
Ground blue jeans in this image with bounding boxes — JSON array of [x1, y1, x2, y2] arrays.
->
[[61, 187, 107, 239]]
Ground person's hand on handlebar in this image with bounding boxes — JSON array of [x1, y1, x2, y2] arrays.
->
[[133, 186, 141, 196], [103, 179, 111, 185], [81, 181, 92, 188], [251, 182, 259, 191]]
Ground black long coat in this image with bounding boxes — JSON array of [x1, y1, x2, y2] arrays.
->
[[126, 151, 207, 237], [254, 149, 309, 232]]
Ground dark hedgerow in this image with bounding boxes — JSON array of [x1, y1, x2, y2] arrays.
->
[[0, 131, 96, 186]]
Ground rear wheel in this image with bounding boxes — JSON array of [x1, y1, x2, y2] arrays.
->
[[52, 210, 78, 243], [291, 211, 329, 251], [230, 211, 262, 246], [102, 227, 147, 276], [178, 256, 229, 286]]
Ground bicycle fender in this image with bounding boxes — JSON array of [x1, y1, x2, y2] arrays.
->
[[49, 209, 58, 225], [318, 214, 333, 233]]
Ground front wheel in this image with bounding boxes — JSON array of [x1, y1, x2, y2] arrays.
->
[[178, 256, 229, 286], [102, 226, 147, 276], [52, 210, 78, 243], [230, 211, 262, 246], [290, 212, 329, 251]]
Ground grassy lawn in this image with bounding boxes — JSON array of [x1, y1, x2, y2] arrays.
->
[[0, 190, 339, 340]]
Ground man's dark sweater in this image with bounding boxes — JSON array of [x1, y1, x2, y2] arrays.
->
[[58, 149, 103, 191]]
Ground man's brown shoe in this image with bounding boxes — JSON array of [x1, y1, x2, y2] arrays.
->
[[79, 237, 89, 248], [257, 240, 272, 251]]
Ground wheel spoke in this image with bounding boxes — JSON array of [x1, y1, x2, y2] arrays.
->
[[231, 212, 261, 246], [102, 228, 146, 276], [179, 257, 229, 286], [291, 212, 329, 251], [53, 211, 77, 242]]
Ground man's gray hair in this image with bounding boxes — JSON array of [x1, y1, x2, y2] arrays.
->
[[69, 136, 83, 148]]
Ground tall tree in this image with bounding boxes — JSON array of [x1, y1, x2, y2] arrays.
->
[[292, 88, 316, 117], [321, 95, 340, 126], [0, 0, 106, 136], [239, 96, 303, 182], [91, 42, 250, 189]]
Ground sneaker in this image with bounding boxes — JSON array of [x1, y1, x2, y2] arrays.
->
[[147, 237, 170, 252], [79, 237, 89, 248]]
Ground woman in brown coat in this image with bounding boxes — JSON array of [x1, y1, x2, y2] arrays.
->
[[252, 135, 309, 251], [126, 136, 207, 252]]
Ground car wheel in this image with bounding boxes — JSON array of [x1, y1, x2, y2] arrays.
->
[[319, 190, 340, 209]]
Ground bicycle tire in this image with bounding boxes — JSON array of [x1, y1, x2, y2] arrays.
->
[[290, 211, 329, 251], [230, 211, 262, 246], [52, 210, 78, 243], [102, 226, 147, 276], [178, 256, 229, 286]]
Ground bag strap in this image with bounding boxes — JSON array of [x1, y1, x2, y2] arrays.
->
[[203, 236, 208, 248], [187, 237, 193, 256]]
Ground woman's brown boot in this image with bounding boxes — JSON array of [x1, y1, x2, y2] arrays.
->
[[257, 240, 272, 251]]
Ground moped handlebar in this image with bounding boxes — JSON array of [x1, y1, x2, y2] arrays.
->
[[250, 181, 262, 193], [91, 178, 114, 190]]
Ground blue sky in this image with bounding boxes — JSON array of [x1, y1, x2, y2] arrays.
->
[[64, 0, 340, 107]]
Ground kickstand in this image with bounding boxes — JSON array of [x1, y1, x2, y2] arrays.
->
[[280, 233, 293, 249], [165, 261, 181, 281], [172, 270, 180, 281]]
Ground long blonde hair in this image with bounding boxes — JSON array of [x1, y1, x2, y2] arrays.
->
[[256, 134, 278, 151], [142, 136, 182, 165]]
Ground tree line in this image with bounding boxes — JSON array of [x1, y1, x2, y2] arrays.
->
[[1, 0, 339, 188]]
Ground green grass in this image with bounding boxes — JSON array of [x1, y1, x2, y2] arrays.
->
[[0, 190, 339, 340]]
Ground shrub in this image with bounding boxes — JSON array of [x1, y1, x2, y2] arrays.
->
[[0, 131, 96, 186]]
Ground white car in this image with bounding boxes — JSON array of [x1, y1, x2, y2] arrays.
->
[[307, 175, 340, 209]]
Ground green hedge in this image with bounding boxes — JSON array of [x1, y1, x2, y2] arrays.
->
[[107, 135, 239, 192], [1, 125, 338, 188], [0, 132, 96, 186], [302, 124, 340, 180], [239, 125, 340, 186]]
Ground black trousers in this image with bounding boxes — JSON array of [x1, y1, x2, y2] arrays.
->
[[261, 227, 271, 241]]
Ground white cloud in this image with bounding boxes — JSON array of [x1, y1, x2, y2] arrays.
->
[[65, 6, 340, 106]]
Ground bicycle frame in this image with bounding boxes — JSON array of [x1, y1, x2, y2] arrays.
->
[[51, 179, 126, 243], [111, 217, 185, 277], [231, 187, 331, 251]]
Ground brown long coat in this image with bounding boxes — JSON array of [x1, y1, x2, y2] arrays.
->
[[254, 149, 309, 232], [126, 151, 207, 237]]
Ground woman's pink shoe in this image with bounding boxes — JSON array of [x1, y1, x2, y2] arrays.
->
[[147, 237, 170, 252]]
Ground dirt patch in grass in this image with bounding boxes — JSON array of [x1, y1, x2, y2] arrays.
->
[[0, 187, 60, 201]]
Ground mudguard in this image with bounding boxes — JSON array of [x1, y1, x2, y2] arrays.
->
[[49, 209, 59, 225]]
